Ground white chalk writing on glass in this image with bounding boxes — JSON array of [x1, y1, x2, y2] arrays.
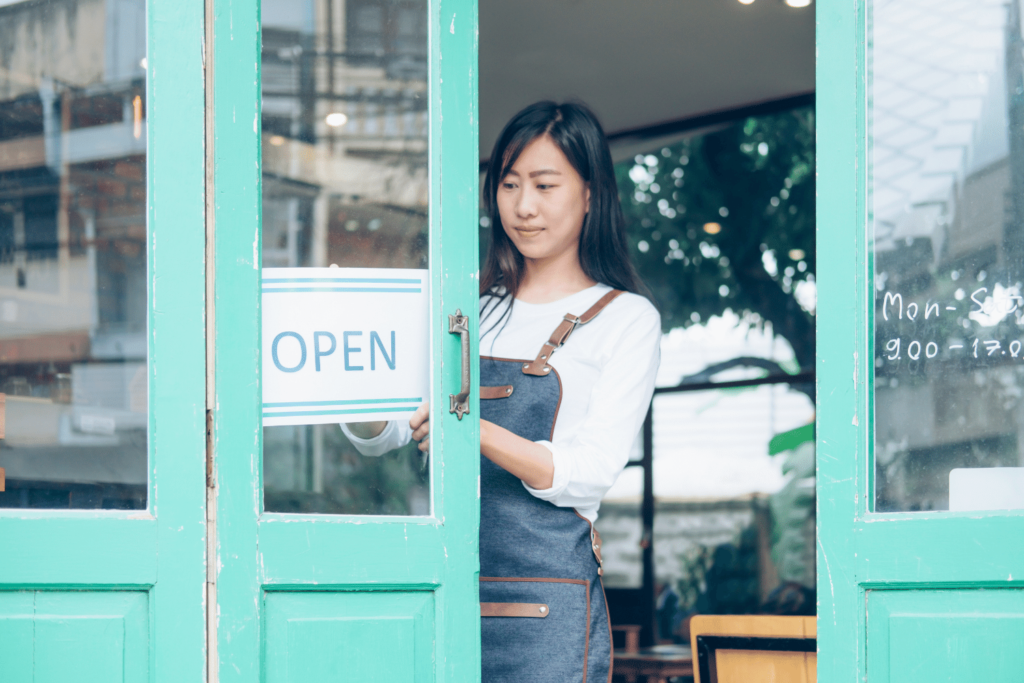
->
[[878, 285, 1024, 364]]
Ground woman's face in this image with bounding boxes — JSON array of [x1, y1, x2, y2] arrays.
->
[[497, 135, 590, 264]]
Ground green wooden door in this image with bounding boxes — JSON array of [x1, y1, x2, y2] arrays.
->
[[818, 0, 1024, 680], [0, 0, 207, 681], [209, 0, 481, 680]]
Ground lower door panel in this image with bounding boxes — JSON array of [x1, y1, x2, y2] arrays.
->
[[0, 590, 149, 683], [866, 588, 1024, 682], [264, 590, 435, 682]]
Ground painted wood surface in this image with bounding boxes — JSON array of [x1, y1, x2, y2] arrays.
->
[[0, 0, 208, 680], [209, 0, 263, 676], [0, 591, 150, 682], [866, 590, 1024, 683], [265, 591, 435, 682], [212, 0, 481, 680], [0, 0, 207, 679], [816, 1, 1024, 681], [147, 0, 210, 679]]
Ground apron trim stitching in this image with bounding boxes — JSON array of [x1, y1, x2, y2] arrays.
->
[[599, 576, 614, 683], [480, 576, 586, 584]]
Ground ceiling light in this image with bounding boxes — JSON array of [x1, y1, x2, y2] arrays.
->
[[738, 0, 755, 4], [325, 112, 348, 127], [139, 57, 148, 69], [789, 249, 806, 260], [703, 223, 722, 235], [784, 0, 812, 6], [269, 135, 286, 146]]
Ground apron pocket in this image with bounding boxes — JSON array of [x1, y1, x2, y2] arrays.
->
[[480, 577, 590, 683]]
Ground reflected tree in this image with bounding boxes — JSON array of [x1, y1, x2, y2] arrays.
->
[[616, 107, 815, 371]]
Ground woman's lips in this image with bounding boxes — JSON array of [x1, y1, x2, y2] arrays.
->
[[514, 226, 544, 235]]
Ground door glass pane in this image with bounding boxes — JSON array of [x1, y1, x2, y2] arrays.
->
[[0, 0, 147, 510], [871, 0, 1024, 511], [261, 0, 430, 516]]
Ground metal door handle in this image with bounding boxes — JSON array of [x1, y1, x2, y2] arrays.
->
[[448, 309, 470, 419]]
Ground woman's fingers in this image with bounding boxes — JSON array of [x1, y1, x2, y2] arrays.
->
[[411, 422, 430, 442], [409, 401, 430, 430], [410, 401, 430, 447]]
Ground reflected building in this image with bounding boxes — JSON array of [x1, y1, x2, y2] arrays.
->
[[259, 0, 430, 515], [0, 0, 431, 512], [0, 0, 147, 508], [260, 0, 428, 272], [872, 0, 1024, 510]]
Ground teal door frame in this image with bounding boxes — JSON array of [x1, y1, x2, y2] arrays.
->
[[209, 0, 481, 679], [817, 1, 1024, 680], [0, 0, 208, 679]]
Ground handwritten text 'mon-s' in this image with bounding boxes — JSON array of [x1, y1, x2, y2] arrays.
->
[[879, 285, 1024, 363], [881, 287, 1023, 325]]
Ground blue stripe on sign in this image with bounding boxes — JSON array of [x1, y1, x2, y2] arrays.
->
[[262, 278, 421, 284], [263, 407, 416, 418], [263, 398, 422, 408], [261, 287, 421, 293]]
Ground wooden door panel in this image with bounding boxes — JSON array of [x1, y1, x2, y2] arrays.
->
[[0, 591, 148, 683], [867, 590, 1024, 683], [265, 591, 434, 682], [817, 0, 1024, 679], [213, 0, 480, 679]]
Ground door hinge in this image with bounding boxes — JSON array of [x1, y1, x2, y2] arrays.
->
[[206, 408, 214, 488]]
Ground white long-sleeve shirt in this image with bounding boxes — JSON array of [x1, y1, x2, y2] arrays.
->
[[343, 283, 662, 522]]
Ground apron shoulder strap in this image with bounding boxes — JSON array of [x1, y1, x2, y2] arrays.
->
[[522, 289, 624, 376]]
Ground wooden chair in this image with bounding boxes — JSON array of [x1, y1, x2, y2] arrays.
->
[[689, 615, 816, 683], [612, 624, 643, 653]]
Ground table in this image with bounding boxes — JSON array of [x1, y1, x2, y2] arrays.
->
[[613, 644, 694, 683]]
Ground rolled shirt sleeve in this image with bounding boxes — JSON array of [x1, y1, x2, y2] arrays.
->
[[341, 419, 412, 456], [523, 305, 662, 509]]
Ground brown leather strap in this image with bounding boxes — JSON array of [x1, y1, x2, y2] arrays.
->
[[592, 526, 604, 569], [522, 289, 624, 376], [480, 385, 514, 399], [481, 602, 550, 618]]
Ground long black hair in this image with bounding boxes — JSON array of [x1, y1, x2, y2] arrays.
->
[[480, 101, 648, 334]]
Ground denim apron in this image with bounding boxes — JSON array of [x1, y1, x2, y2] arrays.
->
[[478, 289, 623, 683]]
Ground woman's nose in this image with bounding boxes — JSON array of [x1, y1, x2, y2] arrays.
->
[[516, 188, 538, 218]]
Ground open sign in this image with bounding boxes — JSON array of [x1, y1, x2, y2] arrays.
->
[[261, 267, 430, 427]]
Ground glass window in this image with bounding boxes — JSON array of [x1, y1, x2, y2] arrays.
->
[[261, 0, 429, 516], [871, 0, 1024, 511], [0, 0, 148, 510]]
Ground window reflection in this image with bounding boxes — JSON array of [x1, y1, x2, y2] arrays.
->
[[261, 0, 429, 515], [871, 0, 1024, 511], [0, 0, 147, 509]]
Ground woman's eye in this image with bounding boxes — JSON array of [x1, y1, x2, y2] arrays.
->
[[502, 182, 516, 190], [537, 184, 553, 190]]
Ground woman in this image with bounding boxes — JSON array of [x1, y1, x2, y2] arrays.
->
[[347, 101, 661, 682]]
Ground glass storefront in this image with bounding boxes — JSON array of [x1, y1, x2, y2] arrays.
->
[[260, 0, 430, 515], [0, 0, 148, 509]]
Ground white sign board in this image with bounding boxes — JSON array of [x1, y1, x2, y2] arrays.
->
[[262, 267, 429, 427]]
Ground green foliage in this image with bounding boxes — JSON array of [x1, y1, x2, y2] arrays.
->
[[769, 441, 816, 587], [616, 107, 816, 369]]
